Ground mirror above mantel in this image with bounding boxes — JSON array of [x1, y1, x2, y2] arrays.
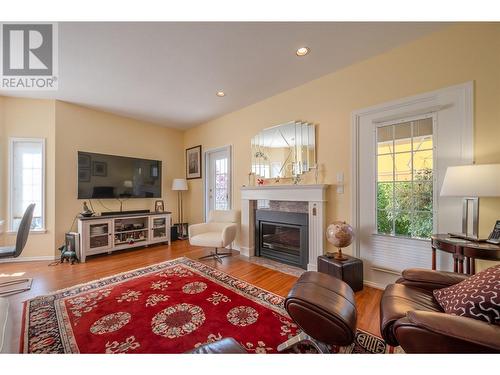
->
[[251, 121, 316, 181]]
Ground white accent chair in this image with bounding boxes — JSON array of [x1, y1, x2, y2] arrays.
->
[[189, 210, 240, 263]]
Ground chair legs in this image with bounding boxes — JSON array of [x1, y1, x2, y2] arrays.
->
[[277, 331, 330, 354], [0, 278, 33, 297], [198, 248, 233, 263]]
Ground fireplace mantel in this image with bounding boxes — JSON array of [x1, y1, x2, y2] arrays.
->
[[241, 184, 328, 202], [240, 184, 330, 271]]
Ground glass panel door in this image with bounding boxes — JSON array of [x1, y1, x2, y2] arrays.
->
[[88, 220, 112, 250], [205, 147, 231, 215], [150, 216, 168, 242]]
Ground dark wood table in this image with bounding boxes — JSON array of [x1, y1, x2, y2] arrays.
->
[[431, 234, 500, 275], [317, 254, 363, 292]]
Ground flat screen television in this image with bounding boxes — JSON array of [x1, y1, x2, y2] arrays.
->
[[77, 151, 162, 199]]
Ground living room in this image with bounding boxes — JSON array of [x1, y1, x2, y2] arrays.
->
[[0, 2, 499, 373]]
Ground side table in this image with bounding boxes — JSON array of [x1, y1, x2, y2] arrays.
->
[[431, 234, 500, 275], [317, 254, 363, 292]]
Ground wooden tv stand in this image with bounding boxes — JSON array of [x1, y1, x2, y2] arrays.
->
[[77, 211, 171, 262]]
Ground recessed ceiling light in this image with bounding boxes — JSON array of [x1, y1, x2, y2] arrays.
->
[[216, 90, 225, 97], [296, 47, 310, 57]]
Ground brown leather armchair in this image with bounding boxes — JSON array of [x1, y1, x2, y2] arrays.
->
[[380, 268, 500, 353]]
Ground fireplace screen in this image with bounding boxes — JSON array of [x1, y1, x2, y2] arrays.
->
[[261, 223, 301, 253], [255, 210, 308, 269]]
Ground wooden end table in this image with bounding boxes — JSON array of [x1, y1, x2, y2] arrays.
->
[[317, 254, 363, 292], [431, 234, 500, 275]]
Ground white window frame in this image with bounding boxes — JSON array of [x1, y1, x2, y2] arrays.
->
[[8, 137, 46, 233], [374, 113, 437, 240]]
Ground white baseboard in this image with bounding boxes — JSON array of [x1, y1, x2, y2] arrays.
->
[[0, 255, 57, 264], [363, 280, 386, 290], [307, 264, 318, 272]]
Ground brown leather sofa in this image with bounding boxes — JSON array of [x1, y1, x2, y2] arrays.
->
[[380, 268, 500, 353], [188, 338, 247, 354]]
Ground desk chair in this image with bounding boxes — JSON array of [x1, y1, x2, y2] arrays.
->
[[0, 203, 35, 296]]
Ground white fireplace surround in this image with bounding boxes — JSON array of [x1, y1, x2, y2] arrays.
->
[[240, 184, 329, 271]]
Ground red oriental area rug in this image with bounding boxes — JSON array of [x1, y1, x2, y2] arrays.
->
[[21, 257, 299, 353], [21, 257, 397, 354]]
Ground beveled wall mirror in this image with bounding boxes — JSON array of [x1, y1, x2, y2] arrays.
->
[[251, 121, 316, 180]]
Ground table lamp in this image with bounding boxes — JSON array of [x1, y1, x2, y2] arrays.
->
[[172, 178, 188, 239], [440, 164, 500, 241]]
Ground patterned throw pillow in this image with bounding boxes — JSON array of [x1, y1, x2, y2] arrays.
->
[[433, 264, 500, 324]]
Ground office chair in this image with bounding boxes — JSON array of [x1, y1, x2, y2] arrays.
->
[[0, 203, 35, 296]]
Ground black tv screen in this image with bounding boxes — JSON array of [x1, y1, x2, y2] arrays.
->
[[77, 151, 162, 199]]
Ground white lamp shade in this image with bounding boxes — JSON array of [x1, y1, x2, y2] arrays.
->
[[440, 164, 500, 197], [171, 178, 188, 191], [123, 180, 133, 188]]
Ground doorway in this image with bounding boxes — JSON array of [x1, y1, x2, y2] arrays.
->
[[204, 145, 232, 219]]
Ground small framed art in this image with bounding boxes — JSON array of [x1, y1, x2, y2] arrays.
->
[[155, 200, 165, 212], [186, 145, 202, 180]]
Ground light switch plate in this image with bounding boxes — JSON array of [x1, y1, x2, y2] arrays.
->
[[336, 172, 344, 194]]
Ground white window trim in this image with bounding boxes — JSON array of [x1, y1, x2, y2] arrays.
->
[[8, 137, 46, 233], [351, 81, 473, 272]]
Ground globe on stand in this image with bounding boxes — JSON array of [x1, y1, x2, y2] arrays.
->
[[326, 221, 354, 261]]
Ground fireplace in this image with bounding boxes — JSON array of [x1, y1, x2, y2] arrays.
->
[[241, 184, 329, 271], [255, 210, 309, 269]]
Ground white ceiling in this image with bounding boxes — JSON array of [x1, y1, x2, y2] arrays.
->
[[0, 22, 446, 129]]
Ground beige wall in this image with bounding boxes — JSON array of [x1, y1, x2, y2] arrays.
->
[[54, 101, 185, 254], [183, 23, 500, 263], [0, 97, 56, 257], [0, 98, 184, 259]]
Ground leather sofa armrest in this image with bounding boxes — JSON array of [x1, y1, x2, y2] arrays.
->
[[402, 310, 500, 350], [397, 268, 469, 291]]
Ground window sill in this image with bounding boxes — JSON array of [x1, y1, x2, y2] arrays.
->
[[371, 233, 431, 242], [6, 228, 47, 235]]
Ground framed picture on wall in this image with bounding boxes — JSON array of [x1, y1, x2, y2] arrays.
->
[[186, 145, 202, 179]]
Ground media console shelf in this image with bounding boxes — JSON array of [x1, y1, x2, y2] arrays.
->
[[77, 211, 172, 262]]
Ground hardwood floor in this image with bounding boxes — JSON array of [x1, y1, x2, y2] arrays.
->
[[1, 240, 382, 353]]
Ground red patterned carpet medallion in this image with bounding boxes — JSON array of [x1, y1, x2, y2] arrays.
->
[[21, 257, 397, 354]]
